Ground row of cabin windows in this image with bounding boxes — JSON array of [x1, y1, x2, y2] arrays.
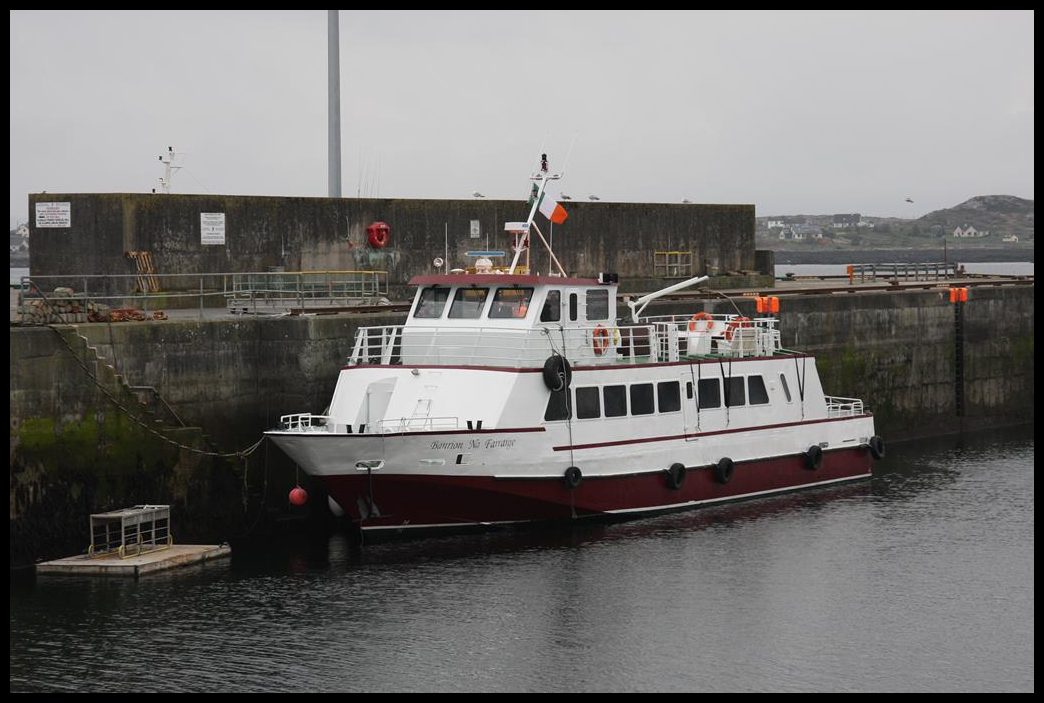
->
[[544, 374, 785, 421], [545, 381, 681, 421], [414, 286, 609, 322]]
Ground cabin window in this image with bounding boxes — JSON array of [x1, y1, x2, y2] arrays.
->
[[540, 290, 561, 322], [489, 287, 534, 319], [414, 286, 450, 318], [569, 293, 578, 321], [748, 376, 769, 405], [697, 378, 721, 409], [630, 383, 654, 416], [657, 381, 681, 413], [586, 289, 609, 321], [544, 388, 571, 421], [603, 385, 627, 417], [448, 287, 489, 318], [575, 387, 601, 419], [779, 373, 792, 402], [724, 377, 746, 407]]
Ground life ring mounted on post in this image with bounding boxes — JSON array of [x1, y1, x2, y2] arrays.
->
[[366, 221, 391, 249], [724, 316, 752, 342], [592, 324, 610, 356], [688, 311, 714, 333]]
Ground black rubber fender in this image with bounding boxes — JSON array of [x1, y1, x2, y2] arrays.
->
[[542, 355, 572, 392], [868, 435, 886, 460], [805, 444, 823, 470], [564, 466, 583, 490], [713, 457, 735, 485], [666, 462, 686, 490]]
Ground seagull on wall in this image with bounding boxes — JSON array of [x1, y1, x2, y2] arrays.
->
[[905, 197, 914, 203], [472, 191, 485, 198], [588, 194, 600, 201], [682, 198, 693, 204], [560, 193, 572, 200]]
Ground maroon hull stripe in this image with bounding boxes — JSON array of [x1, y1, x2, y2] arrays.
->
[[322, 446, 874, 530], [553, 414, 873, 451]]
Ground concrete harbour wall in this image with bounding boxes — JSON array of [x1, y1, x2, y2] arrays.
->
[[9, 285, 1033, 567], [27, 193, 761, 294]]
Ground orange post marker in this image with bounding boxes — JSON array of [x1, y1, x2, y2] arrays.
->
[[770, 296, 780, 314], [959, 287, 968, 302], [949, 288, 958, 304]]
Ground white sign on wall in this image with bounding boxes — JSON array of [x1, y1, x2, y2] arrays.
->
[[35, 202, 71, 228], [200, 212, 226, 245], [470, 219, 481, 238]]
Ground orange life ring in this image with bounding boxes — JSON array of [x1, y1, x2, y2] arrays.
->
[[724, 316, 752, 341], [688, 311, 714, 332], [592, 325, 610, 356]]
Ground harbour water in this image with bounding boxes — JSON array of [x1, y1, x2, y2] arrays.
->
[[9, 425, 1033, 692]]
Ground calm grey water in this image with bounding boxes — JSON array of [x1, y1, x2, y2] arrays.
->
[[774, 262, 1033, 278], [9, 426, 1034, 692]]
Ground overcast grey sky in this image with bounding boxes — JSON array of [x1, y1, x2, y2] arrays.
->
[[9, 10, 1034, 228]]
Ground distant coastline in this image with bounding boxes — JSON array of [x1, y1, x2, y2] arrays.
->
[[770, 248, 1033, 265]]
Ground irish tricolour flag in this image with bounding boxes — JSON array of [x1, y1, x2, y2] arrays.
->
[[530, 183, 568, 225]]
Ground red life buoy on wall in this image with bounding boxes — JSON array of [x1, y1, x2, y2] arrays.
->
[[367, 222, 390, 248]]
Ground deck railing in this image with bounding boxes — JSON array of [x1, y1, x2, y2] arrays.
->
[[824, 396, 865, 417], [347, 315, 783, 368]]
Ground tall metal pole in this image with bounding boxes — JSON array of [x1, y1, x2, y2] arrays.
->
[[328, 10, 342, 197]]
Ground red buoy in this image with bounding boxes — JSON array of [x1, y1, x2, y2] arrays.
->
[[289, 486, 308, 506]]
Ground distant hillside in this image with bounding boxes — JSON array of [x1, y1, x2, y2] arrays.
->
[[916, 195, 1034, 238], [756, 194, 1033, 251]]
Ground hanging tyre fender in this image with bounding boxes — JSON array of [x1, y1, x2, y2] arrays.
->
[[867, 435, 886, 460], [666, 463, 686, 490], [564, 466, 583, 490], [542, 355, 572, 392], [713, 457, 735, 484], [805, 444, 823, 470]]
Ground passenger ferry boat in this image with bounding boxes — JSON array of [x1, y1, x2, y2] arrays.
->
[[267, 165, 884, 536]]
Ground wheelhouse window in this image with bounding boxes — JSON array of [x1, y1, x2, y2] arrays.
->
[[586, 289, 609, 321], [603, 385, 627, 417], [725, 377, 746, 408], [575, 387, 601, 419], [630, 383, 654, 415], [414, 286, 450, 318], [748, 376, 769, 405], [657, 381, 681, 413], [540, 290, 561, 322], [489, 287, 534, 319], [448, 287, 488, 318], [697, 378, 721, 409], [544, 388, 571, 421]]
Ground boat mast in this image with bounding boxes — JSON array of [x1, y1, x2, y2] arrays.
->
[[508, 153, 564, 275]]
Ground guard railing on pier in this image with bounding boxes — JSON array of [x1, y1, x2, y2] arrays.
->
[[17, 270, 388, 321]]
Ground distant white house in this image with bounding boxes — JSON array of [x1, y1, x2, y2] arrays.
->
[[1001, 234, 1018, 243], [779, 224, 822, 240], [953, 224, 988, 238], [767, 219, 785, 229], [15, 224, 29, 238], [857, 217, 874, 229]]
